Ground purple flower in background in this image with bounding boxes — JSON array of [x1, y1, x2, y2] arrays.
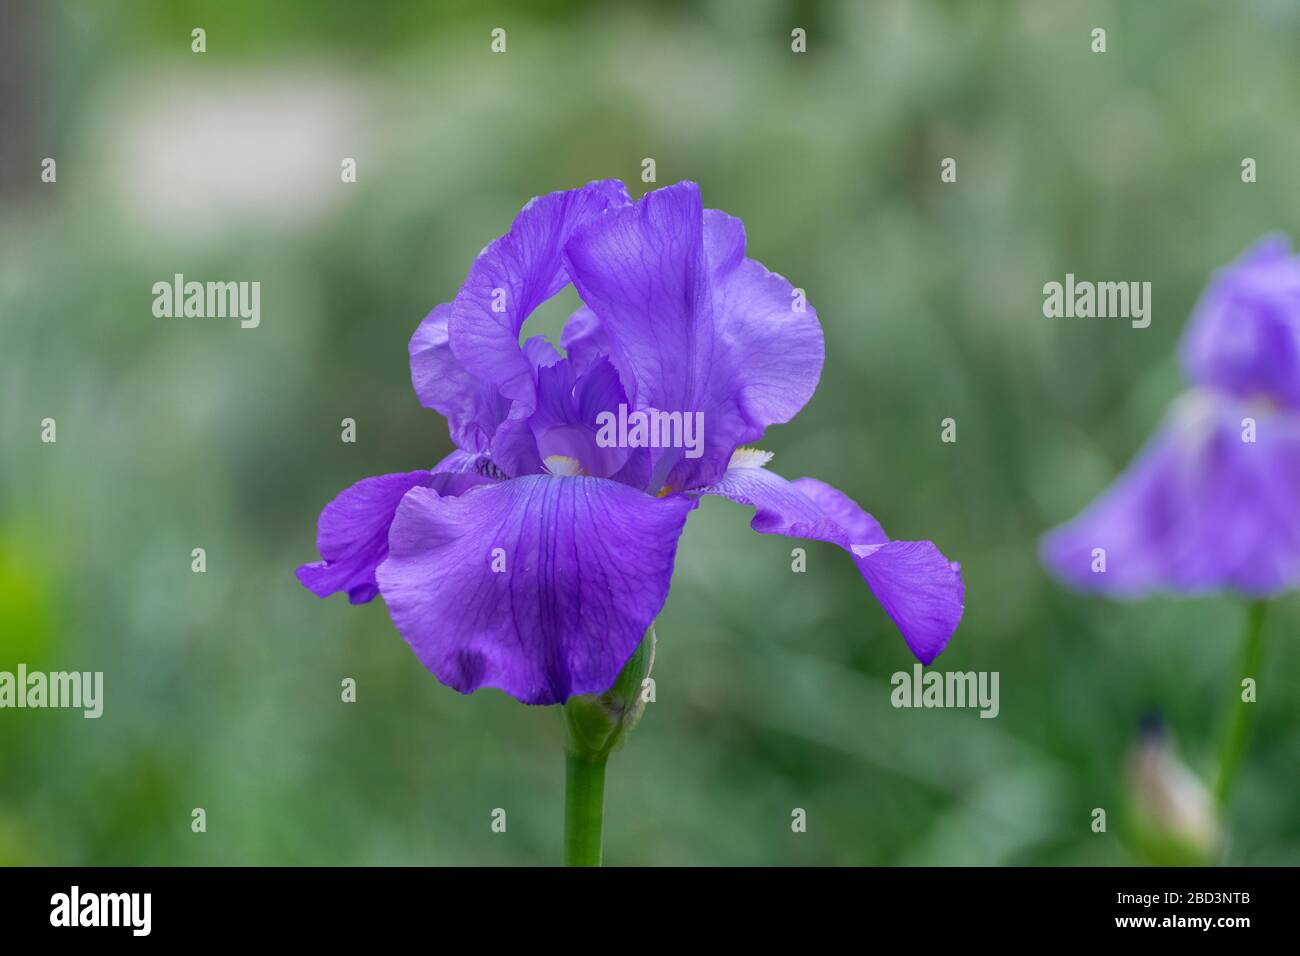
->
[[298, 180, 965, 705], [1043, 236, 1300, 598], [1182, 236, 1300, 408]]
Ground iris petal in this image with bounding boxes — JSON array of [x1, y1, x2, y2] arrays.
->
[[702, 209, 824, 450], [409, 181, 629, 458], [448, 180, 631, 409], [409, 304, 510, 455], [559, 305, 614, 378], [376, 475, 694, 705], [564, 183, 824, 491], [1181, 236, 1300, 409], [297, 468, 495, 604], [1042, 392, 1300, 598], [698, 463, 964, 664], [565, 182, 715, 487]]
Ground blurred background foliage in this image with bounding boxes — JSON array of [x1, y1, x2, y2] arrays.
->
[[1, 0, 1297, 865]]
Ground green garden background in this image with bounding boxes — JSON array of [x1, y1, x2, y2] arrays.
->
[[1, 0, 1297, 865]]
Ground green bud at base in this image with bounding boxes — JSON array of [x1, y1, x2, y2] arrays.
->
[[563, 625, 656, 761]]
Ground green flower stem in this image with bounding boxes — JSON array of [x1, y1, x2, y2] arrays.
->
[[563, 750, 608, 866], [560, 625, 656, 866], [1214, 600, 1268, 809]]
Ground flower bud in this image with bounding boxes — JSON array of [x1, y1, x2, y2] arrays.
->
[[563, 626, 655, 761], [1127, 713, 1220, 866]]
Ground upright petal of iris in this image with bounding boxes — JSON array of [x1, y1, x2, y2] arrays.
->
[[1181, 235, 1300, 409], [564, 181, 824, 491]]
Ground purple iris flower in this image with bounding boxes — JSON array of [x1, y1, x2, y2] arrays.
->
[[298, 180, 966, 705], [1043, 236, 1300, 598]]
